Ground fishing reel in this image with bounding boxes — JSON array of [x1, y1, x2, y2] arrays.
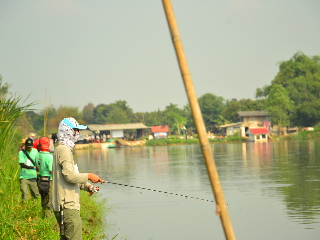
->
[[88, 185, 100, 195]]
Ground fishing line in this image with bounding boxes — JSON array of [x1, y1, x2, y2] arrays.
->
[[105, 181, 215, 203]]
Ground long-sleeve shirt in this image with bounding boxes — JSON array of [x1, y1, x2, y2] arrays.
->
[[51, 142, 90, 211]]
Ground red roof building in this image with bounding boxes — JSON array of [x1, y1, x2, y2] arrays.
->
[[246, 128, 270, 142], [150, 125, 169, 138], [151, 125, 169, 133]]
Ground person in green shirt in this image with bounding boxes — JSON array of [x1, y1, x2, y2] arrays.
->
[[36, 136, 53, 218], [18, 138, 40, 201]]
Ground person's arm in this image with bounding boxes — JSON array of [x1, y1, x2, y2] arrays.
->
[[48, 154, 53, 175], [34, 152, 39, 169], [59, 148, 88, 184], [58, 146, 104, 185]]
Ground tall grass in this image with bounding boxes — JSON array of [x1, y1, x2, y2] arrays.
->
[[0, 94, 107, 239], [0, 94, 34, 166]]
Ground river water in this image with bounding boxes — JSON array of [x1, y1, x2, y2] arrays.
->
[[75, 140, 320, 240]]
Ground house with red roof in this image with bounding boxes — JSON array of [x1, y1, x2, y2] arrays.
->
[[246, 128, 270, 142], [150, 125, 169, 138], [219, 111, 271, 137]]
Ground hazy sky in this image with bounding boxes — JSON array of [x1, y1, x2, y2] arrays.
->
[[1, 0, 320, 112]]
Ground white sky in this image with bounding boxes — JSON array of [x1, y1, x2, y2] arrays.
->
[[1, 0, 320, 112]]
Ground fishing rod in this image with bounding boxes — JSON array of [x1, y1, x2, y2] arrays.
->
[[105, 180, 219, 203]]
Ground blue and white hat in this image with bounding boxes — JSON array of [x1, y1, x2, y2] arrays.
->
[[62, 117, 87, 130]]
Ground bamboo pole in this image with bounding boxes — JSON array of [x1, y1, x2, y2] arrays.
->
[[161, 1, 236, 239], [43, 91, 48, 137]]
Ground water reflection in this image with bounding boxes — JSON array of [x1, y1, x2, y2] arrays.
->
[[75, 140, 320, 239]]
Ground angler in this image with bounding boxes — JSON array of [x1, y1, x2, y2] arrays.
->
[[51, 117, 104, 240]]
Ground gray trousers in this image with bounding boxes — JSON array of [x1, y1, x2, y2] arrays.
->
[[20, 178, 40, 200], [54, 208, 83, 240]]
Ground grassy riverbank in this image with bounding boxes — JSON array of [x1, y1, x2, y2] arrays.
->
[[0, 138, 107, 239], [145, 135, 245, 146], [146, 129, 320, 146], [286, 129, 320, 139], [0, 96, 107, 239]]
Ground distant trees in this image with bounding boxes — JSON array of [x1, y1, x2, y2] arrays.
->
[[265, 84, 293, 128], [6, 51, 320, 137], [256, 51, 320, 127], [93, 104, 109, 124], [198, 93, 226, 132], [162, 103, 187, 135], [222, 98, 266, 123], [93, 100, 134, 124], [82, 103, 94, 124], [140, 110, 163, 126]]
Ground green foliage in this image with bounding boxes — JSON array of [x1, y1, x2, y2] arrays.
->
[[222, 98, 266, 123], [0, 93, 34, 162], [225, 134, 246, 142], [292, 129, 320, 140], [183, 104, 194, 129], [146, 138, 199, 146], [293, 100, 320, 126], [0, 74, 10, 96], [141, 110, 163, 126], [162, 103, 188, 134], [198, 93, 226, 132], [257, 51, 320, 127], [80, 192, 108, 239], [93, 104, 109, 123], [82, 103, 95, 124], [25, 110, 43, 132], [145, 134, 246, 146], [93, 100, 134, 124], [266, 84, 293, 127], [0, 91, 58, 239]]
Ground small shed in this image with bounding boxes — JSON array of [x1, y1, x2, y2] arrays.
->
[[246, 128, 270, 142], [150, 125, 169, 138]]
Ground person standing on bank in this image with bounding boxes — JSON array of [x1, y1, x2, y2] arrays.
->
[[36, 137, 53, 218], [51, 117, 104, 240], [18, 138, 40, 200]]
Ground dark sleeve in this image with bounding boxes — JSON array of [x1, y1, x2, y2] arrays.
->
[[20, 163, 34, 169]]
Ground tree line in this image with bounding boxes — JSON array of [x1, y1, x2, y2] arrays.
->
[[3, 51, 320, 137]]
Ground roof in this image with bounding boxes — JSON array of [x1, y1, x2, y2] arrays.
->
[[237, 111, 269, 117], [247, 128, 269, 134], [219, 122, 243, 128], [79, 129, 93, 135], [87, 123, 150, 131], [150, 125, 169, 133]]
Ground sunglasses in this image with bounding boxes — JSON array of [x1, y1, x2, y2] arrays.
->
[[72, 128, 80, 136], [73, 128, 80, 132]]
